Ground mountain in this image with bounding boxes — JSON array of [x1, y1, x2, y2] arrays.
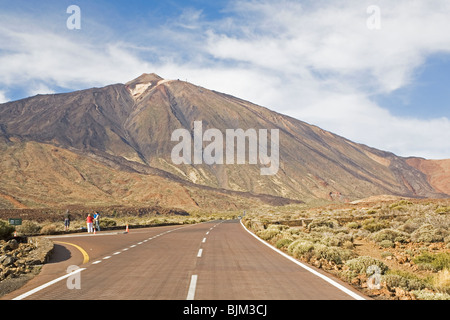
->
[[405, 158, 450, 196], [0, 73, 448, 210]]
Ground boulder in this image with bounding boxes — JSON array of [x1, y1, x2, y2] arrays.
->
[[1, 255, 16, 267], [3, 239, 19, 251]]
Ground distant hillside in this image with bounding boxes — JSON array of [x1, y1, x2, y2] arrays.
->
[[0, 73, 447, 209], [405, 158, 450, 196]]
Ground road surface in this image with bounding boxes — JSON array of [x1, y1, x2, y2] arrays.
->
[[2, 220, 367, 300]]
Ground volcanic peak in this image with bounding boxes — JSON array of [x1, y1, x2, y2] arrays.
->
[[125, 73, 177, 100]]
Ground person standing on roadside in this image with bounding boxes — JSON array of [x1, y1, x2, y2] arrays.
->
[[64, 209, 71, 231], [86, 213, 94, 233], [93, 211, 100, 231]]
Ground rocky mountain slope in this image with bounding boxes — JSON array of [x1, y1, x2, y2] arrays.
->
[[405, 158, 450, 196], [0, 73, 447, 209]]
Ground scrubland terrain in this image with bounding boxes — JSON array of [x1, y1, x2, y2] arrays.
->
[[243, 198, 450, 300], [0, 206, 238, 236], [1, 196, 449, 300]]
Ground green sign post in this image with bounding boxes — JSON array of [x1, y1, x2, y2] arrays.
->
[[8, 218, 22, 226]]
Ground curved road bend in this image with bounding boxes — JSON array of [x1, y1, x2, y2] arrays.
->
[[2, 220, 367, 300]]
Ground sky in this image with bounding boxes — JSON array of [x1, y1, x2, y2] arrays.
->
[[0, 0, 449, 159]]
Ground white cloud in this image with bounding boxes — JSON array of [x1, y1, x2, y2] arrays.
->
[[207, 0, 450, 92], [27, 82, 56, 97], [196, 0, 450, 159], [0, 91, 8, 103], [288, 93, 450, 159], [0, 22, 153, 90]]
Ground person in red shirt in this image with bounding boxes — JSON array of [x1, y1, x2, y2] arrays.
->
[[86, 213, 94, 233]]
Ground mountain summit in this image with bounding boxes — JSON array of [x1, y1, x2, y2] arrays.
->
[[0, 74, 448, 209]]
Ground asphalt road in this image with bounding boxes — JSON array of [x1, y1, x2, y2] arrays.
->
[[2, 220, 367, 300]]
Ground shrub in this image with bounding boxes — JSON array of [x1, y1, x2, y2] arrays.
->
[[307, 217, 339, 231], [433, 269, 450, 294], [287, 227, 304, 235], [345, 256, 388, 275], [320, 232, 353, 247], [429, 253, 448, 271], [389, 200, 413, 209], [276, 238, 293, 249], [313, 244, 355, 265], [296, 231, 319, 243], [398, 219, 422, 233], [0, 220, 15, 240], [17, 220, 42, 235], [287, 240, 315, 259], [379, 240, 395, 248], [40, 223, 63, 235], [435, 206, 450, 215], [413, 290, 450, 300], [413, 252, 450, 271], [99, 217, 117, 229], [370, 228, 410, 243], [362, 218, 390, 232], [345, 221, 360, 229], [411, 224, 447, 243], [257, 228, 280, 241], [383, 270, 427, 291]]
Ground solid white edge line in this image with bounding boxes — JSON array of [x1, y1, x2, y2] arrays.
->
[[186, 275, 198, 300], [239, 219, 366, 300], [12, 268, 86, 300]]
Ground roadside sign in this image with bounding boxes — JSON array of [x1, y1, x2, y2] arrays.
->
[[9, 218, 22, 226]]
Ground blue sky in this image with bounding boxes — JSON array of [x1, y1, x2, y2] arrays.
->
[[0, 0, 449, 159], [375, 54, 450, 119]]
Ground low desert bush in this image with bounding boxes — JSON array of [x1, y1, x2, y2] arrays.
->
[[383, 270, 428, 291], [320, 232, 353, 247], [99, 217, 117, 229], [435, 206, 450, 215], [307, 217, 339, 231], [313, 244, 355, 265], [40, 223, 64, 235], [345, 256, 389, 275], [257, 224, 285, 241], [345, 221, 360, 229], [379, 240, 395, 248], [276, 238, 293, 249], [398, 218, 422, 233], [287, 239, 354, 264], [295, 231, 320, 243], [287, 240, 315, 258], [411, 224, 448, 243], [413, 290, 450, 300], [286, 227, 304, 236], [432, 269, 450, 294], [370, 228, 410, 243], [16, 220, 42, 235], [361, 218, 390, 232], [413, 252, 450, 271], [0, 220, 14, 239]]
